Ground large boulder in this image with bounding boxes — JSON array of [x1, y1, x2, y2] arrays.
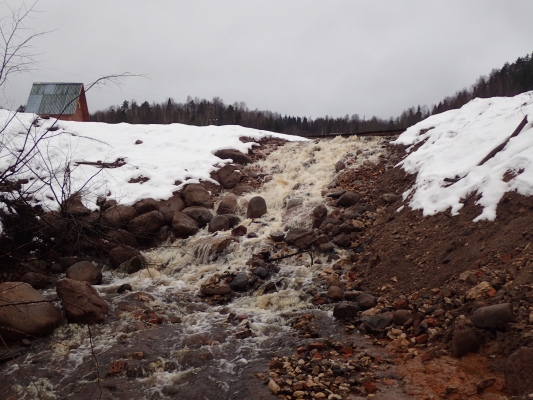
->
[[284, 228, 317, 249], [471, 303, 513, 330], [66, 261, 102, 285], [505, 347, 533, 396], [182, 184, 214, 209], [127, 210, 165, 238], [56, 279, 108, 324], [104, 205, 137, 228], [158, 195, 186, 224], [208, 215, 230, 233], [20, 272, 54, 290], [108, 245, 145, 269], [217, 164, 242, 189], [336, 192, 360, 207], [0, 282, 62, 340], [214, 148, 252, 165], [172, 212, 199, 237], [182, 206, 212, 228], [217, 194, 238, 215], [133, 198, 159, 215], [247, 196, 267, 218]]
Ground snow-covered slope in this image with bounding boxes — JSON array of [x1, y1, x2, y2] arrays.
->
[[0, 110, 306, 212], [395, 92, 533, 221]]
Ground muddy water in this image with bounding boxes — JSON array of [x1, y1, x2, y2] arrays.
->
[[1, 136, 409, 399]]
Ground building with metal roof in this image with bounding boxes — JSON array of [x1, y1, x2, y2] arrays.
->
[[25, 83, 90, 122]]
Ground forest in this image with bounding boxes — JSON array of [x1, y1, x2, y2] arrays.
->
[[90, 52, 533, 136]]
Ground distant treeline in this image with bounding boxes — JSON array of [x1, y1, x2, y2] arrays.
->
[[91, 52, 533, 136]]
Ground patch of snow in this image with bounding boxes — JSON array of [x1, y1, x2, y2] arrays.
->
[[394, 92, 533, 221]]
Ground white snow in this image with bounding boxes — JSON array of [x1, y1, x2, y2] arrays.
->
[[394, 91, 533, 221], [0, 110, 306, 214]]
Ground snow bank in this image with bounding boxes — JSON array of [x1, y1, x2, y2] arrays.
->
[[394, 92, 533, 221], [0, 109, 306, 212]]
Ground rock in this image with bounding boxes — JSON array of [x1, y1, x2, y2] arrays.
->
[[117, 284, 133, 294], [333, 303, 360, 319], [357, 293, 377, 310], [284, 228, 317, 249], [20, 272, 54, 290], [336, 191, 360, 207], [505, 347, 533, 396], [465, 273, 478, 286], [247, 196, 267, 218], [66, 261, 102, 285], [365, 312, 393, 333], [393, 298, 409, 310], [181, 206, 212, 228], [220, 214, 241, 227], [158, 195, 186, 224], [107, 229, 138, 247], [201, 283, 232, 296], [393, 309, 412, 326], [313, 204, 328, 219], [133, 198, 159, 215], [217, 193, 238, 215], [335, 160, 345, 172], [214, 148, 252, 165], [471, 303, 513, 330], [127, 210, 165, 238], [172, 211, 199, 238], [332, 233, 351, 247], [327, 190, 346, 199], [231, 225, 247, 236], [208, 215, 230, 233], [327, 286, 344, 302], [286, 197, 303, 210], [56, 279, 108, 324], [104, 205, 137, 228], [194, 236, 235, 255], [318, 243, 335, 253], [109, 245, 145, 269], [216, 164, 242, 189], [383, 193, 400, 203], [230, 183, 254, 196], [182, 184, 214, 209], [101, 199, 117, 211], [63, 194, 90, 215], [268, 231, 284, 242], [0, 282, 62, 340], [229, 273, 249, 292], [451, 324, 480, 358], [268, 379, 281, 395], [465, 281, 492, 300], [254, 267, 268, 279]]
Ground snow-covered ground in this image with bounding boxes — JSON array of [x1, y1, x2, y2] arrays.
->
[[395, 91, 533, 221], [0, 111, 306, 213]]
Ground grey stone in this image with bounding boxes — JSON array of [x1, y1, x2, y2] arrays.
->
[[133, 198, 159, 215], [336, 191, 360, 207], [56, 279, 108, 324], [335, 160, 345, 172], [505, 347, 533, 396], [229, 273, 249, 292], [356, 293, 376, 310], [333, 303, 360, 319], [247, 196, 267, 218], [217, 193, 238, 215], [182, 184, 214, 209], [382, 193, 400, 203], [471, 303, 513, 330], [392, 309, 412, 326], [284, 228, 317, 249], [66, 261, 102, 285], [208, 215, 230, 232], [214, 148, 252, 164], [182, 206, 212, 228], [365, 312, 393, 333], [171, 211, 199, 237]]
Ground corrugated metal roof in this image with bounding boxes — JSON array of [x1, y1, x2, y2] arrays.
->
[[25, 83, 83, 115]]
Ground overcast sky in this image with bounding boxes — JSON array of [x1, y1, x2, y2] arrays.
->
[[2, 0, 533, 120]]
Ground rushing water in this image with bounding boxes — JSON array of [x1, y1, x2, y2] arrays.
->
[[1, 136, 407, 400]]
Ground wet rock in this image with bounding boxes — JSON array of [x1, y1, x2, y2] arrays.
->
[[365, 312, 393, 333], [254, 267, 268, 279], [357, 293, 377, 310], [20, 272, 54, 290], [217, 193, 238, 215], [104, 205, 137, 228], [327, 190, 346, 199], [393, 309, 412, 326], [327, 286, 344, 302], [107, 229, 138, 247], [336, 191, 360, 207], [220, 214, 240, 227], [133, 198, 159, 215], [201, 283, 232, 296], [127, 210, 165, 238], [158, 195, 186, 224], [270, 231, 285, 242], [66, 261, 102, 285], [231, 225, 247, 236], [284, 228, 317, 249], [505, 347, 533, 396], [382, 193, 400, 203], [335, 160, 345, 172], [318, 243, 335, 253], [230, 183, 254, 196], [171, 211, 200, 237], [116, 284, 133, 294], [216, 164, 242, 189], [452, 324, 480, 358], [56, 279, 108, 324], [247, 232, 258, 238], [247, 196, 267, 218], [0, 282, 62, 340], [214, 148, 252, 165], [208, 215, 230, 233], [182, 206, 212, 228], [332, 233, 351, 247], [333, 303, 360, 319], [313, 204, 328, 219], [229, 273, 249, 292], [286, 197, 303, 210], [182, 184, 214, 209], [471, 303, 513, 330], [109, 245, 145, 269]]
